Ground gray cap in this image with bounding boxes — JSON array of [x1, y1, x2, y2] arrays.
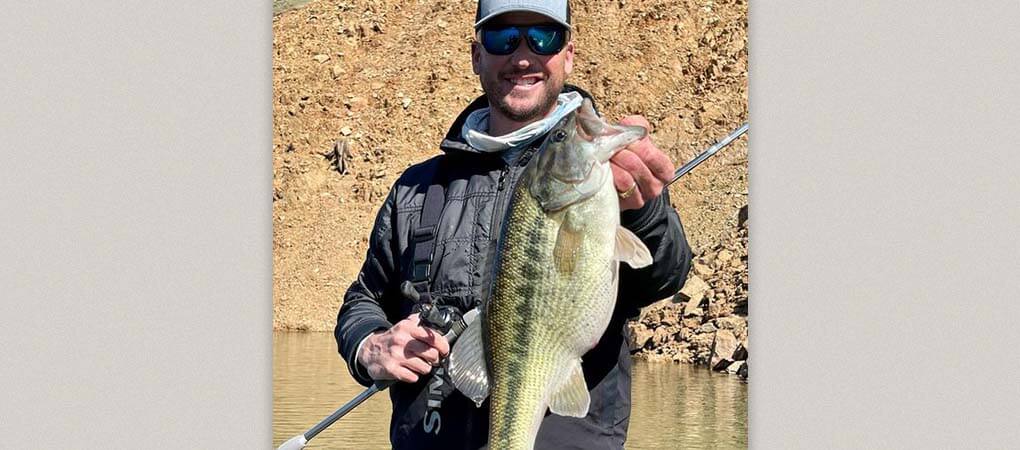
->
[[474, 0, 571, 29]]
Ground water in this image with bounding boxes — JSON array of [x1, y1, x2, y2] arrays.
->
[[274, 331, 747, 449]]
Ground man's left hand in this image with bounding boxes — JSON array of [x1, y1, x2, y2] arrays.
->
[[610, 116, 675, 211]]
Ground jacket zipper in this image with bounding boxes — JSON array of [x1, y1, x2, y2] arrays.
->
[[488, 146, 538, 242], [488, 166, 510, 240]]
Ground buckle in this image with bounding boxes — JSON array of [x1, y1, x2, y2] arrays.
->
[[412, 226, 434, 240], [412, 260, 430, 281]]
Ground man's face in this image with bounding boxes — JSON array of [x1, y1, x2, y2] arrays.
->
[[472, 12, 575, 125]]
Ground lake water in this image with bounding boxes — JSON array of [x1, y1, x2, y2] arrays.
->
[[273, 331, 747, 449]]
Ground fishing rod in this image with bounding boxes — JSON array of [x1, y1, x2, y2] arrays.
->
[[665, 122, 749, 187], [277, 123, 747, 449], [277, 306, 479, 450]]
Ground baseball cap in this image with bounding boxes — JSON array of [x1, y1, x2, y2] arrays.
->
[[474, 0, 572, 29]]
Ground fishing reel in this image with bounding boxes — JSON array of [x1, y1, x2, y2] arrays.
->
[[401, 280, 470, 338]]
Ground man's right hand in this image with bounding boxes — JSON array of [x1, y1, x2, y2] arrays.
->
[[357, 313, 451, 383]]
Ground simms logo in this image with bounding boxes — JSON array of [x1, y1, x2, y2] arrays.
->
[[423, 367, 446, 434]]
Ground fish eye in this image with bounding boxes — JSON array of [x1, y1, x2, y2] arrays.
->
[[552, 130, 567, 142]]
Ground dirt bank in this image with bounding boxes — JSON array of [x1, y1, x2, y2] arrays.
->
[[272, 0, 748, 342]]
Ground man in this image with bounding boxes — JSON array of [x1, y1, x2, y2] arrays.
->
[[335, 0, 693, 448]]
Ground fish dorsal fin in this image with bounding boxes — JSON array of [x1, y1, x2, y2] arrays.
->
[[447, 315, 489, 407], [548, 358, 590, 417], [616, 226, 653, 268]]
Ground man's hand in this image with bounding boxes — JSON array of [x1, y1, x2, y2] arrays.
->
[[357, 314, 451, 383], [610, 116, 675, 211]]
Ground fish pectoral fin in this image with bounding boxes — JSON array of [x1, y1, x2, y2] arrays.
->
[[446, 316, 490, 407], [547, 359, 591, 418], [553, 223, 583, 273], [615, 226, 653, 268]]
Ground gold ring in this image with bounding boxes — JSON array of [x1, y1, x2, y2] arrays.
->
[[618, 184, 637, 199]]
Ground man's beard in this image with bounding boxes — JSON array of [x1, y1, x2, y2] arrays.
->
[[483, 76, 562, 123]]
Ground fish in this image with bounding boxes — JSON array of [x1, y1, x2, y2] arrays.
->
[[447, 98, 653, 450]]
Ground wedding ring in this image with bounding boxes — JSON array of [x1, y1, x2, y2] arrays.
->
[[618, 184, 637, 199]]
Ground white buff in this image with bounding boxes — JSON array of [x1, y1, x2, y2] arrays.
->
[[460, 91, 583, 152]]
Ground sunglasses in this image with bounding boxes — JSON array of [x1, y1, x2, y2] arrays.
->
[[477, 24, 569, 56]]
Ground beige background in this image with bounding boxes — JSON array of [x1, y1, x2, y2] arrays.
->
[[2, 0, 1019, 448]]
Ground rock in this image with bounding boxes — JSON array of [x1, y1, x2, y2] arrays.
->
[[683, 295, 704, 317], [707, 300, 722, 318], [401, 97, 412, 109], [340, 126, 353, 136], [715, 315, 745, 331], [312, 54, 330, 63], [697, 322, 717, 334], [710, 329, 738, 370], [652, 326, 674, 346], [737, 360, 748, 380], [680, 275, 709, 300], [682, 317, 702, 329], [725, 360, 745, 375], [737, 204, 749, 228], [625, 322, 653, 351], [660, 304, 682, 326], [732, 342, 748, 361], [637, 297, 674, 321], [693, 262, 713, 278], [717, 249, 733, 262], [330, 64, 344, 79], [689, 333, 715, 364]]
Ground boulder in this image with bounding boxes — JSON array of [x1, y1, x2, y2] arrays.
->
[[732, 342, 748, 361], [725, 360, 745, 375], [693, 262, 714, 278], [683, 294, 705, 317], [689, 333, 716, 364], [682, 318, 703, 329], [710, 329, 738, 370], [717, 249, 734, 262], [715, 315, 746, 331], [680, 275, 710, 300], [636, 297, 674, 322], [625, 322, 653, 351], [652, 326, 675, 346], [660, 303, 682, 326], [707, 300, 722, 318]]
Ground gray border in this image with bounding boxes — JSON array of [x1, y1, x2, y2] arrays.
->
[[1, 1, 272, 448], [3, 0, 1020, 448], [750, 1, 1020, 447]]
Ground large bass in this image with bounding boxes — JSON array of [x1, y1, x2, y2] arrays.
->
[[448, 98, 652, 449]]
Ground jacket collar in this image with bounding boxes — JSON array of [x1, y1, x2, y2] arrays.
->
[[438, 84, 597, 154]]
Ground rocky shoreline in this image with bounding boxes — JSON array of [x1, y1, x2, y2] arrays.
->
[[626, 205, 748, 379]]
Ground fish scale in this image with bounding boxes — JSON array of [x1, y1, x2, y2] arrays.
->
[[447, 98, 650, 450], [486, 159, 621, 449]]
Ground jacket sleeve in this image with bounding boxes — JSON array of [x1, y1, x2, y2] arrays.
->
[[618, 189, 694, 313], [335, 185, 400, 387]]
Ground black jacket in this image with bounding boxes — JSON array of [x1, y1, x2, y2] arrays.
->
[[335, 85, 693, 449]]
